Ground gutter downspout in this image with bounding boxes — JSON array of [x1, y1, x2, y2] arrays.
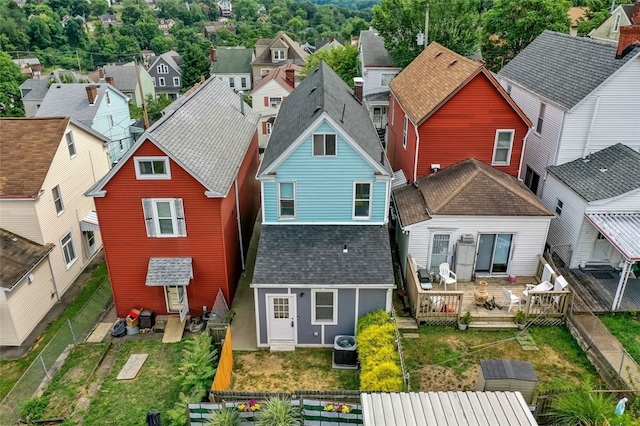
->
[[582, 96, 600, 159], [47, 256, 61, 301], [518, 128, 533, 180], [413, 123, 420, 183], [234, 178, 245, 270]]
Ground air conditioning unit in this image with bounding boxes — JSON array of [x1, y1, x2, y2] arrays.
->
[[461, 234, 475, 244]]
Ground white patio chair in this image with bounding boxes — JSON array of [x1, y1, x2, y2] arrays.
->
[[523, 280, 553, 303], [439, 263, 457, 291], [501, 287, 521, 313]]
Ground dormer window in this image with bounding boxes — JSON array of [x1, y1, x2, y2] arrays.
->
[[272, 49, 286, 61], [135, 157, 171, 179]]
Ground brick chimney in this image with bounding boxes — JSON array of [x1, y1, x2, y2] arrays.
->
[[98, 68, 105, 79], [616, 24, 640, 58], [633, 0, 640, 25], [210, 45, 216, 62], [284, 67, 295, 88], [86, 85, 98, 105], [105, 76, 115, 86], [353, 77, 364, 104]]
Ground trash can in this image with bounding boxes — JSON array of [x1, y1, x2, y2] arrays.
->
[[139, 310, 155, 329], [146, 410, 161, 426]]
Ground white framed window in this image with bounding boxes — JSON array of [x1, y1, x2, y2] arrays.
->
[[66, 132, 76, 158], [52, 185, 64, 214], [524, 166, 540, 195], [402, 115, 408, 149], [109, 114, 115, 128], [380, 73, 395, 86], [353, 182, 371, 219], [555, 199, 563, 216], [536, 103, 545, 134], [135, 157, 171, 179], [312, 134, 336, 156], [311, 289, 337, 325], [261, 68, 270, 76], [157, 63, 168, 74], [613, 13, 622, 33], [142, 198, 186, 237], [267, 122, 272, 135], [60, 231, 77, 269], [278, 181, 296, 219], [152, 77, 156, 86], [229, 77, 235, 88], [241, 77, 247, 88], [272, 49, 286, 61], [269, 97, 282, 107], [158, 77, 166, 87], [492, 130, 514, 165], [105, 91, 111, 105], [173, 77, 180, 86]]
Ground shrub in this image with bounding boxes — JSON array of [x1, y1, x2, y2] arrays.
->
[[255, 397, 302, 426], [550, 386, 633, 426], [19, 396, 48, 422], [207, 406, 241, 426], [360, 362, 404, 391], [356, 310, 392, 334]]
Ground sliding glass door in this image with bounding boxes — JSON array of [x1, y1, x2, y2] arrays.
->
[[476, 234, 514, 274]]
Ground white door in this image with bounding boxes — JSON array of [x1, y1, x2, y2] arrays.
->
[[267, 295, 296, 343], [429, 233, 452, 273], [83, 231, 98, 256], [165, 286, 189, 322], [592, 233, 612, 262]]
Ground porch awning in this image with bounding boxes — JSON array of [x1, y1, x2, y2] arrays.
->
[[586, 213, 640, 261], [145, 257, 193, 286], [80, 211, 100, 232]]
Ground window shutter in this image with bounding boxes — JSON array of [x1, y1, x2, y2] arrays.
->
[[262, 122, 267, 135], [142, 199, 156, 237], [174, 198, 186, 236], [264, 96, 269, 107]]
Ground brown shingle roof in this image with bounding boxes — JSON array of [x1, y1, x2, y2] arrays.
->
[[389, 42, 481, 125], [0, 117, 69, 199], [0, 229, 54, 290], [393, 159, 552, 226], [252, 32, 308, 65], [251, 63, 301, 93]]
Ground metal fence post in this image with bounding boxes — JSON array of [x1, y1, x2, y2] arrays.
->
[[618, 351, 625, 375], [67, 318, 77, 345], [39, 355, 50, 380]]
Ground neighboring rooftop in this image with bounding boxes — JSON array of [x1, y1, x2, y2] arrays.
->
[[150, 50, 182, 73], [252, 32, 308, 65], [0, 229, 54, 290], [35, 83, 120, 124], [498, 30, 640, 110], [359, 29, 396, 68], [547, 143, 640, 202], [88, 77, 259, 197], [259, 62, 391, 175], [0, 117, 70, 198], [250, 63, 301, 93], [99, 64, 146, 92], [393, 158, 552, 227], [211, 46, 253, 74], [252, 225, 395, 286], [19, 78, 49, 100], [480, 359, 538, 382]]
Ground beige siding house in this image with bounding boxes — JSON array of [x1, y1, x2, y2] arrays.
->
[[0, 117, 110, 346], [590, 3, 636, 42]]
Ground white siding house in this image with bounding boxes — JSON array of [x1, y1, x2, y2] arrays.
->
[[497, 31, 640, 198]]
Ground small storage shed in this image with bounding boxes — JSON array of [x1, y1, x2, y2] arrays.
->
[[477, 359, 538, 404]]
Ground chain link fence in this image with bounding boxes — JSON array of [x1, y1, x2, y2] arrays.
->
[[0, 279, 112, 425]]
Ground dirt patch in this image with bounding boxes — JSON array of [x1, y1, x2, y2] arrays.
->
[[418, 364, 480, 391]]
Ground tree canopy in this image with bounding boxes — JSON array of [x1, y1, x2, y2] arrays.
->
[[0, 50, 27, 117], [302, 43, 361, 88], [481, 0, 571, 71]]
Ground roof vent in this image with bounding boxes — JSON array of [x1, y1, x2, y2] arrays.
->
[[56, 85, 61, 88], [599, 168, 608, 173], [435, 51, 443, 57], [313, 106, 322, 114], [310, 86, 317, 93], [343, 244, 348, 254], [449, 59, 458, 67]]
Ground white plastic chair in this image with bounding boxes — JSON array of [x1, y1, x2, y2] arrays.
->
[[439, 263, 457, 291], [523, 280, 553, 300], [501, 287, 521, 313]]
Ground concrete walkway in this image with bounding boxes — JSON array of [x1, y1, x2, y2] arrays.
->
[[230, 218, 261, 351]]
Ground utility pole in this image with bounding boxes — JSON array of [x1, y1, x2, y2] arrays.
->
[[76, 50, 82, 73], [424, 4, 430, 50], [134, 57, 150, 129]]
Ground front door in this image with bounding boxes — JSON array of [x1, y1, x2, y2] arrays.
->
[[592, 233, 613, 262], [165, 286, 189, 322], [429, 233, 452, 273], [267, 295, 296, 343]]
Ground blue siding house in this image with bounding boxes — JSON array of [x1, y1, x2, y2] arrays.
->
[[253, 62, 395, 350], [36, 83, 134, 163]]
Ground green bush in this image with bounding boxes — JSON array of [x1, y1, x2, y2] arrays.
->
[[255, 397, 302, 426], [207, 405, 242, 426], [357, 310, 404, 392], [550, 386, 634, 426], [19, 396, 48, 421]]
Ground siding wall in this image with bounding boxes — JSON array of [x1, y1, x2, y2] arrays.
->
[[1, 260, 56, 346], [93, 87, 133, 162], [591, 10, 631, 42], [387, 97, 418, 181], [262, 121, 388, 224], [0, 201, 41, 244], [150, 58, 181, 95], [406, 215, 551, 277], [559, 58, 640, 164], [95, 141, 228, 318], [416, 74, 528, 179], [586, 191, 640, 212], [217, 74, 252, 91], [251, 80, 290, 148], [574, 219, 623, 269], [361, 66, 400, 96]]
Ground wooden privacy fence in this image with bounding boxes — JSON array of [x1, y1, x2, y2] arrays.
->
[[211, 326, 233, 391], [405, 255, 463, 324]]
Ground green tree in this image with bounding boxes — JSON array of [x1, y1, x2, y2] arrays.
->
[[89, 0, 109, 18], [340, 16, 369, 39], [576, 0, 627, 36], [150, 35, 174, 53], [372, 0, 481, 68], [482, 0, 571, 71], [0, 0, 30, 51], [181, 44, 210, 90], [303, 44, 361, 88], [0, 51, 27, 117], [64, 17, 86, 47]]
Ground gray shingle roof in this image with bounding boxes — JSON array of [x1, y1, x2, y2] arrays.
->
[[142, 77, 259, 196], [211, 47, 253, 74], [20, 79, 49, 100], [103, 65, 143, 92], [498, 31, 640, 110], [145, 257, 192, 286], [547, 143, 640, 202], [480, 360, 538, 382], [259, 62, 391, 175], [35, 83, 122, 124], [253, 225, 395, 286], [1, 229, 54, 290], [359, 29, 396, 67]]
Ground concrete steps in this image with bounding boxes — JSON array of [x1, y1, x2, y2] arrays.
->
[[396, 317, 418, 330], [269, 341, 295, 352]]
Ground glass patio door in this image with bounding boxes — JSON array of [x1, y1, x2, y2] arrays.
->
[[476, 234, 514, 274]]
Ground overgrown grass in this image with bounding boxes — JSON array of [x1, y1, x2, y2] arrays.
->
[[0, 262, 109, 400], [600, 312, 640, 364], [83, 340, 185, 426], [402, 325, 601, 393]]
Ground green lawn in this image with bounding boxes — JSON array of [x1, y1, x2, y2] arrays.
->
[[0, 262, 109, 400], [402, 325, 601, 393], [83, 340, 185, 426], [600, 312, 640, 364]]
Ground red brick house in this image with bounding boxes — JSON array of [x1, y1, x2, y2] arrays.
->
[[387, 42, 532, 184], [87, 78, 260, 319]]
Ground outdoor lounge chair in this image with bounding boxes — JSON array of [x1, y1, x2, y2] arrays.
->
[[523, 280, 553, 300], [501, 287, 521, 313]]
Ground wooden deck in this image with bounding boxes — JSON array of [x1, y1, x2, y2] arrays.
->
[[560, 267, 640, 313]]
